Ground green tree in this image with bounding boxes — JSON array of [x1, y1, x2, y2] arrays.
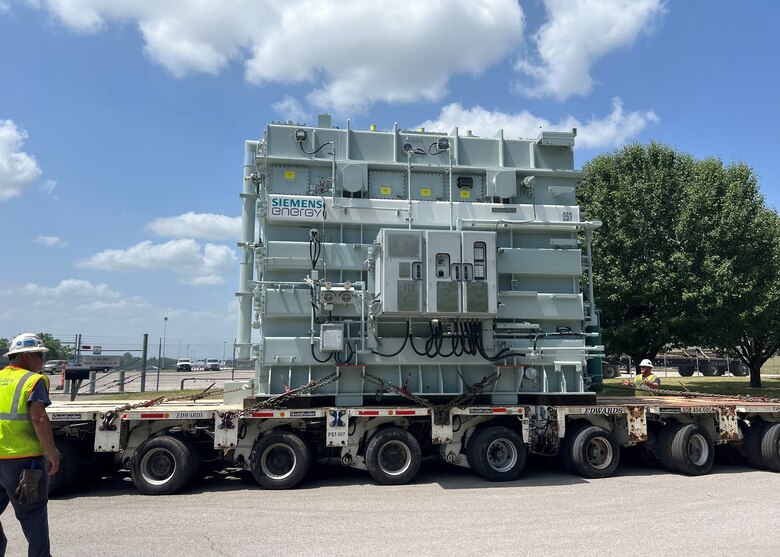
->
[[680, 159, 780, 388], [38, 333, 74, 360], [580, 144, 780, 387], [579, 142, 698, 367]]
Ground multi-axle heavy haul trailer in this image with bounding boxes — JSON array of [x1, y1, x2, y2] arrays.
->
[[45, 116, 780, 495], [46, 394, 780, 495]]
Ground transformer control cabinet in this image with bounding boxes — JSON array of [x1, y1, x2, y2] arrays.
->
[[371, 228, 497, 318]]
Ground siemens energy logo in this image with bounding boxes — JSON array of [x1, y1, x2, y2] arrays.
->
[[269, 195, 325, 221]]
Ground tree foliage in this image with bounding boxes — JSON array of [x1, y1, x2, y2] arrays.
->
[[579, 143, 697, 365], [580, 143, 780, 386], [1, 334, 74, 361], [38, 333, 74, 361]]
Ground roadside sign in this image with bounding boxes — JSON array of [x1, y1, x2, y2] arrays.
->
[[81, 355, 120, 369]]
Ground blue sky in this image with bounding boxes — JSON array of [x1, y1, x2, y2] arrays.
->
[[1, 1, 778, 357]]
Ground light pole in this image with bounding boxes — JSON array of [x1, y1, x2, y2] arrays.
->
[[222, 341, 226, 364], [157, 316, 167, 391], [162, 317, 168, 369]]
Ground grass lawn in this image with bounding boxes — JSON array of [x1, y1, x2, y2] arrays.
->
[[71, 388, 224, 401], [601, 376, 780, 399]]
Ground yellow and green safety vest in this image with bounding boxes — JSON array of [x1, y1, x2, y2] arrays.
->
[[632, 372, 659, 394], [0, 365, 49, 458]]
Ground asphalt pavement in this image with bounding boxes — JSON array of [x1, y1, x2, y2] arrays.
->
[[2, 458, 779, 557]]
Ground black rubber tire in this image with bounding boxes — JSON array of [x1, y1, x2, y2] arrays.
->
[[602, 366, 616, 379], [250, 430, 311, 490], [760, 422, 780, 472], [560, 423, 585, 473], [701, 365, 718, 377], [678, 367, 695, 377], [78, 448, 115, 483], [466, 425, 527, 482], [365, 428, 422, 485], [566, 425, 620, 479], [49, 436, 80, 496], [745, 421, 767, 469], [131, 435, 199, 495], [656, 422, 684, 472], [733, 364, 749, 377], [669, 424, 715, 476]]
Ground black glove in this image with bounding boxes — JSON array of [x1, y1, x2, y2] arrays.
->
[[15, 467, 44, 505]]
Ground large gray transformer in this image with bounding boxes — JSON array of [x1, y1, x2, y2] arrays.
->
[[236, 115, 602, 405]]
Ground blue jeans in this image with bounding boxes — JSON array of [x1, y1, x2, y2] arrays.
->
[[0, 456, 51, 557]]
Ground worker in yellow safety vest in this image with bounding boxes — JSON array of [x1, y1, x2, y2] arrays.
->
[[622, 358, 661, 394], [1, 332, 60, 557]]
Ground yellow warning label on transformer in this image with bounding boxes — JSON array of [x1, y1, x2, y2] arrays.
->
[[284, 171, 296, 180], [420, 188, 431, 197], [380, 186, 392, 195], [460, 190, 471, 198]]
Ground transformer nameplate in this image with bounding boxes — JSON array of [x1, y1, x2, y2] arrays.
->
[[268, 195, 325, 221]]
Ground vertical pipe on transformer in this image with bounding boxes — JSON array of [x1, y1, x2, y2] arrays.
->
[[585, 227, 596, 324], [236, 140, 259, 358]]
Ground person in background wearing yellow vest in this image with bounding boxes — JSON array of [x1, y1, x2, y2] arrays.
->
[[1, 333, 60, 557], [622, 358, 661, 394]]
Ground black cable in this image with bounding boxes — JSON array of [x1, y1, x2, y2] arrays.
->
[[473, 323, 525, 362], [298, 140, 332, 156], [438, 323, 456, 357], [428, 141, 447, 156], [371, 322, 410, 357], [309, 236, 321, 270], [409, 332, 427, 356], [424, 321, 437, 358], [335, 342, 355, 365], [310, 343, 333, 363]]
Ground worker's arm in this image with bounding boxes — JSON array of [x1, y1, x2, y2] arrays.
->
[[645, 379, 661, 389], [29, 401, 60, 476]]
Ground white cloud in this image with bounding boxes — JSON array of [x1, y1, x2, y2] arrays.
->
[[22, 279, 120, 299], [76, 239, 236, 286], [41, 179, 57, 197], [272, 96, 309, 124], [418, 97, 658, 149], [516, 0, 666, 100], [28, 0, 525, 113], [35, 235, 69, 248], [0, 2, 10, 14], [146, 212, 240, 241], [0, 119, 43, 201]]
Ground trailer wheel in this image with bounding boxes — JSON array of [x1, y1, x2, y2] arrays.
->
[[250, 431, 311, 490], [365, 428, 422, 485], [564, 425, 620, 478], [760, 422, 780, 472], [701, 365, 718, 377], [656, 422, 684, 472], [602, 365, 617, 379], [466, 426, 527, 482], [678, 367, 694, 377], [668, 424, 714, 476], [78, 449, 115, 483], [745, 421, 767, 469], [132, 435, 198, 495], [732, 364, 749, 377], [49, 437, 79, 496]]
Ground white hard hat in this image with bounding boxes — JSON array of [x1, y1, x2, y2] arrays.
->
[[4, 333, 49, 357], [639, 359, 654, 368]]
